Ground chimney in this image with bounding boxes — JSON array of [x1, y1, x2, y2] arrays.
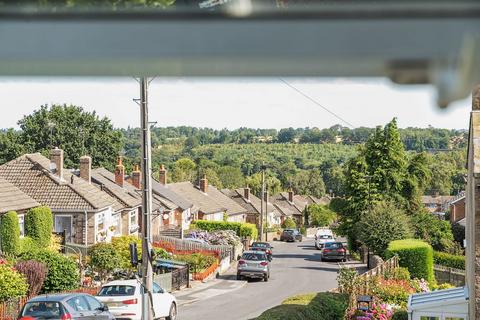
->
[[244, 187, 250, 201], [114, 156, 125, 187], [159, 164, 167, 185], [50, 147, 64, 178], [200, 175, 208, 193], [131, 165, 141, 189], [79, 155, 92, 184], [288, 189, 294, 203]]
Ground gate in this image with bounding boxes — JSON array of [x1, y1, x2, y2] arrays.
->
[[172, 266, 189, 291]]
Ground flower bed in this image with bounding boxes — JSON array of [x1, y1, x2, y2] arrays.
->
[[192, 262, 219, 281]]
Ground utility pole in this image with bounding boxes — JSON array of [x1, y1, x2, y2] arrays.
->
[[260, 163, 266, 242], [140, 77, 154, 320]]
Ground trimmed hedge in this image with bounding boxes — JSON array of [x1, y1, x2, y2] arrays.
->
[[0, 211, 20, 255], [192, 220, 258, 240], [25, 206, 53, 248], [385, 239, 434, 282], [433, 251, 465, 270]]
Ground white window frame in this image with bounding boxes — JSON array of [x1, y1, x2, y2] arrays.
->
[[129, 210, 139, 234], [95, 212, 107, 243], [18, 214, 25, 238], [111, 212, 122, 236], [54, 214, 73, 242]]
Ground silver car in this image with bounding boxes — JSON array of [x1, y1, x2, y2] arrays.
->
[[237, 250, 270, 282]]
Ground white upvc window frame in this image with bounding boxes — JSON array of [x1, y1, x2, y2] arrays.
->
[[18, 214, 25, 237], [129, 209, 139, 234], [95, 212, 107, 243]]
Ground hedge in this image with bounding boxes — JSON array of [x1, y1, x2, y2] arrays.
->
[[0, 263, 28, 302], [385, 239, 434, 282], [192, 220, 258, 240], [433, 251, 465, 270], [25, 206, 53, 248], [0, 211, 20, 255]]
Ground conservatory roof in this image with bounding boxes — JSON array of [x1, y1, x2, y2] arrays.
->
[[408, 286, 468, 311]]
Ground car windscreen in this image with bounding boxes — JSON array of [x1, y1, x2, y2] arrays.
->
[[319, 235, 333, 239], [283, 230, 294, 234], [251, 243, 268, 248], [324, 243, 343, 249], [97, 285, 136, 296], [242, 253, 266, 261], [22, 301, 62, 319]]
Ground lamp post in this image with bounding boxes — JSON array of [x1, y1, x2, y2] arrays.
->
[[260, 163, 266, 241]]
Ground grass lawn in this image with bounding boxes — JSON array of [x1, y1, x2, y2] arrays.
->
[[256, 292, 349, 320]]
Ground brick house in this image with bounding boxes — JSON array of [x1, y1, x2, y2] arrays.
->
[[450, 195, 466, 224], [271, 190, 309, 226]]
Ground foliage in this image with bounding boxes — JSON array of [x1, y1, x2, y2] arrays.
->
[[153, 247, 170, 260], [391, 310, 408, 320], [336, 267, 359, 295], [383, 267, 411, 281], [0, 211, 20, 255], [174, 253, 217, 274], [385, 239, 434, 282], [89, 243, 121, 282], [25, 206, 53, 249], [0, 129, 26, 166], [281, 217, 297, 229], [433, 251, 465, 269], [19, 250, 80, 293], [411, 211, 454, 252], [19, 237, 38, 254], [291, 169, 326, 198], [171, 158, 196, 182], [451, 222, 465, 245], [357, 201, 412, 257], [191, 220, 258, 240], [245, 172, 282, 196], [15, 260, 48, 296], [304, 204, 337, 227], [256, 292, 349, 320], [372, 278, 416, 308], [0, 263, 28, 302], [17, 104, 122, 169], [216, 166, 245, 189], [111, 236, 142, 270]]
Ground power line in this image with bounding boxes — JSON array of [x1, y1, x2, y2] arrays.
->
[[279, 78, 356, 128]]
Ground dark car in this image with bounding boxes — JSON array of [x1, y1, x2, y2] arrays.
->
[[320, 242, 347, 262], [18, 293, 114, 320], [280, 229, 302, 242], [250, 242, 273, 261]]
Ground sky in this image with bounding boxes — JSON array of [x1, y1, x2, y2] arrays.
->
[[0, 77, 471, 130]]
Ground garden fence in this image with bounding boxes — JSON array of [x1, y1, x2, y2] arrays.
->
[[152, 235, 234, 260], [356, 255, 399, 296]]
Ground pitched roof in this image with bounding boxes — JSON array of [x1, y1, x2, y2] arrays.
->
[[270, 193, 304, 217], [421, 195, 457, 205], [167, 181, 246, 216], [223, 188, 278, 216], [151, 179, 192, 211], [307, 195, 331, 206], [0, 177, 40, 213], [0, 154, 116, 211], [91, 167, 141, 209]]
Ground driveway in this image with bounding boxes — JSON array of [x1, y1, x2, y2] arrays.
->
[[177, 238, 348, 320]]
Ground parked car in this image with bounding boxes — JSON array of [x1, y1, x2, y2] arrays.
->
[[315, 229, 335, 250], [237, 250, 270, 281], [18, 293, 114, 320], [280, 229, 302, 242], [96, 279, 177, 320], [250, 242, 273, 261], [320, 242, 347, 262]]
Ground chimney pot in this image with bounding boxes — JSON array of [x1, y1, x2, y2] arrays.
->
[[200, 174, 208, 193], [244, 187, 250, 201], [50, 147, 64, 179], [131, 164, 141, 189], [288, 190, 294, 203], [115, 156, 125, 187], [159, 164, 167, 185], [79, 155, 92, 184]]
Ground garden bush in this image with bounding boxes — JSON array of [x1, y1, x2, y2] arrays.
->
[[0, 262, 28, 301], [174, 253, 217, 274], [256, 292, 348, 320], [304, 204, 337, 227], [373, 278, 416, 308], [111, 235, 142, 270], [89, 243, 121, 282], [433, 251, 465, 270], [392, 310, 408, 320], [0, 211, 20, 255], [383, 267, 411, 281], [281, 217, 296, 229], [15, 260, 48, 296], [385, 239, 434, 282], [19, 250, 79, 293], [25, 206, 53, 248], [19, 236, 38, 254], [411, 211, 454, 252], [192, 220, 258, 240]]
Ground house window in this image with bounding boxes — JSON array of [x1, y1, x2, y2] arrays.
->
[[95, 212, 106, 242], [55, 215, 73, 242], [111, 213, 121, 236], [18, 214, 24, 237], [420, 317, 439, 320], [129, 210, 138, 233]]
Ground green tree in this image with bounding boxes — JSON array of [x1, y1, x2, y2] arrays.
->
[[357, 201, 412, 256], [245, 172, 282, 196], [18, 105, 123, 169], [411, 210, 455, 252], [111, 235, 142, 270], [0, 129, 26, 165], [291, 169, 326, 198], [281, 217, 297, 229], [0, 211, 21, 255], [89, 243, 121, 282], [171, 158, 196, 182], [217, 166, 245, 189], [304, 204, 337, 227], [25, 206, 53, 249]]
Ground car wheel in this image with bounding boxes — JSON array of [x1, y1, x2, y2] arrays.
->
[[237, 274, 242, 280], [342, 258, 346, 262], [264, 274, 269, 282], [166, 302, 177, 320], [320, 256, 324, 261]]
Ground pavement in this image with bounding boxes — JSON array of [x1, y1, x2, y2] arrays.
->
[[176, 237, 366, 320]]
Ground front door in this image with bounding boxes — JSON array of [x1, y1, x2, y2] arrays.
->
[[55, 215, 72, 242]]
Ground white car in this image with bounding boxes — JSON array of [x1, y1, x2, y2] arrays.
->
[[96, 279, 177, 320], [315, 228, 335, 250]]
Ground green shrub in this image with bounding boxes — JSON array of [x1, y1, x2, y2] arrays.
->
[[0, 263, 28, 301], [111, 235, 142, 270], [305, 204, 337, 227], [433, 251, 465, 269], [192, 220, 258, 239], [19, 250, 79, 293], [89, 243, 121, 282], [383, 267, 411, 281], [0, 211, 21, 255], [411, 211, 454, 252], [392, 310, 408, 320], [15, 260, 48, 296], [256, 292, 348, 320], [281, 217, 296, 229], [385, 239, 434, 282], [19, 237, 38, 254], [174, 253, 217, 274], [25, 206, 53, 248]]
